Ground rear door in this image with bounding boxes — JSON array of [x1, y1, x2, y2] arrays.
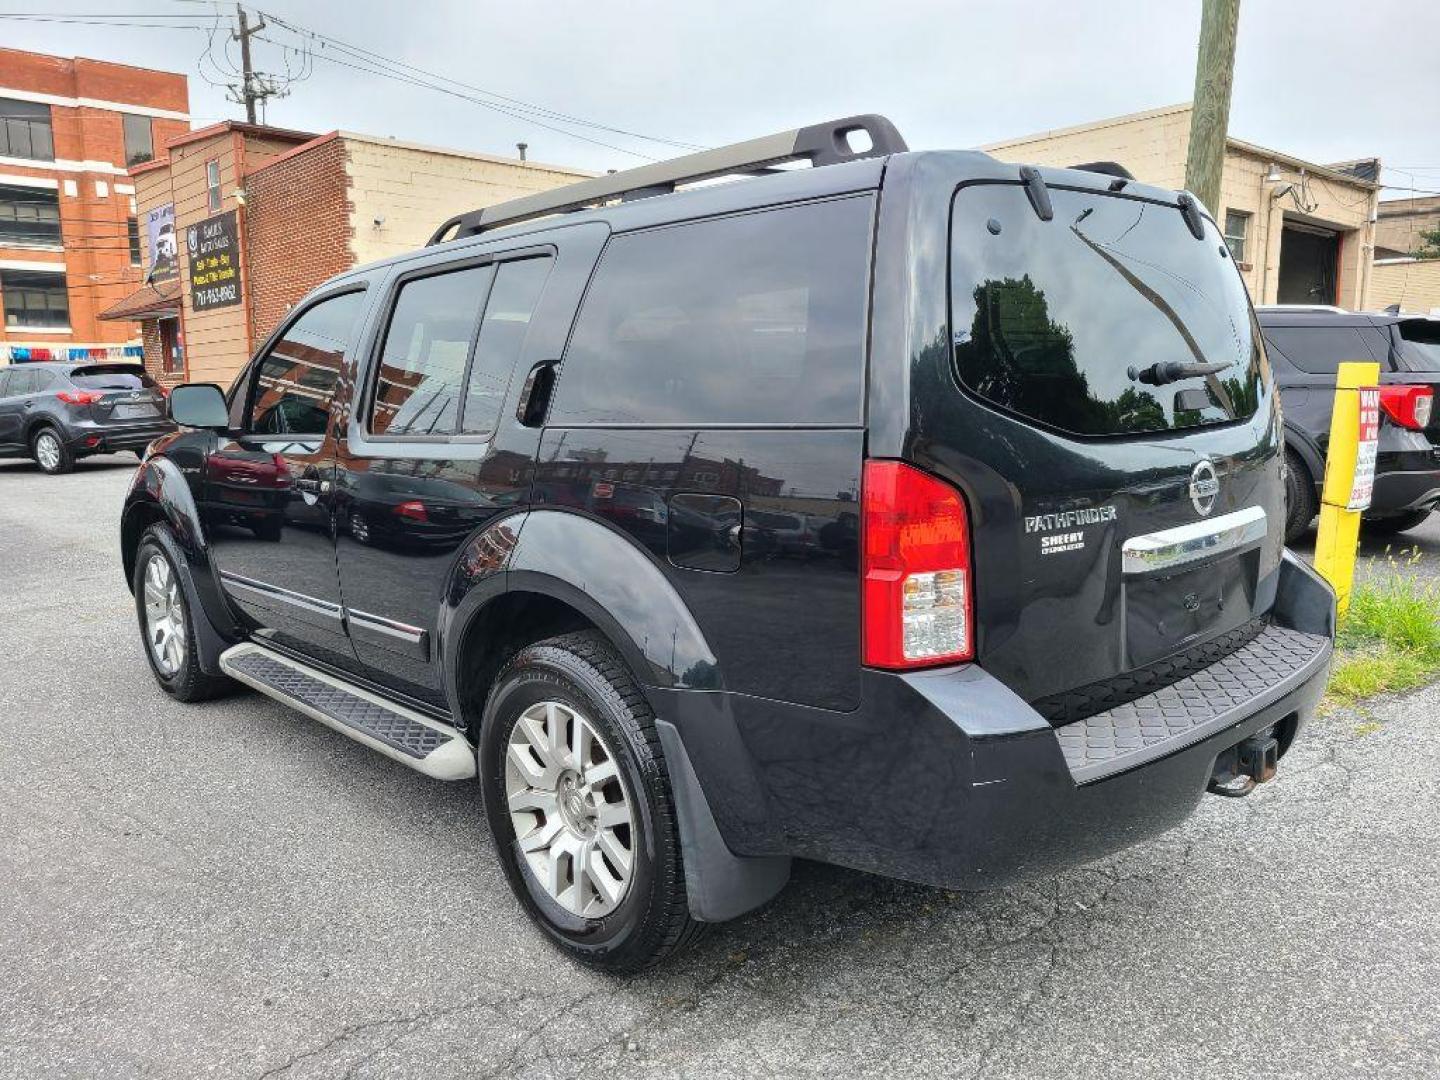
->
[[925, 180, 1283, 716], [202, 286, 370, 668], [1259, 322, 1377, 458], [334, 226, 606, 706]]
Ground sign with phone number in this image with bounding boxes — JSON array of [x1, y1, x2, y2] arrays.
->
[[186, 209, 242, 312], [1348, 387, 1380, 511]]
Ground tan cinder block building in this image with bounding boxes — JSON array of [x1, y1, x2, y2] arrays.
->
[[982, 104, 1382, 310], [105, 125, 590, 389], [1368, 195, 1440, 314]]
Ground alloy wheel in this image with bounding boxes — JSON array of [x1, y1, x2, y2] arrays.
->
[[142, 553, 187, 677], [35, 431, 61, 472], [504, 700, 636, 918]]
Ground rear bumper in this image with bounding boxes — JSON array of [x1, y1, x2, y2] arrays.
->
[[1369, 451, 1440, 514], [657, 551, 1335, 893], [64, 419, 175, 454]]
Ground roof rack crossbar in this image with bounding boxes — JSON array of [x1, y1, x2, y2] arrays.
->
[[426, 114, 907, 245]]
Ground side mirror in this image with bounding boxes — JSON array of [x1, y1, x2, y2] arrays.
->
[[168, 383, 229, 430]]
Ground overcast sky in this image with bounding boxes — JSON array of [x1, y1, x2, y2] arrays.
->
[[6, 1, 1438, 201]]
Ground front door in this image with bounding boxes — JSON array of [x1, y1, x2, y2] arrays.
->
[[202, 287, 370, 667], [0, 367, 26, 451]]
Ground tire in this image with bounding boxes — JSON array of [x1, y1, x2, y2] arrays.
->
[[132, 525, 231, 702], [1283, 449, 1318, 544], [1362, 509, 1432, 536], [31, 426, 73, 475], [479, 630, 704, 973]]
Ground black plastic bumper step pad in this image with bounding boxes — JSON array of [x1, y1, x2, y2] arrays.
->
[[225, 650, 450, 759], [1054, 623, 1331, 784]]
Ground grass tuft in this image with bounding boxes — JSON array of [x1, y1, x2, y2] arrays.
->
[[1321, 548, 1440, 713]]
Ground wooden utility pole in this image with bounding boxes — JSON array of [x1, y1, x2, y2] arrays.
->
[[232, 3, 267, 124], [1183, 0, 1241, 217]]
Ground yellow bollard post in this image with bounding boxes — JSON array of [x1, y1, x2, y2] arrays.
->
[[1312, 360, 1381, 615]]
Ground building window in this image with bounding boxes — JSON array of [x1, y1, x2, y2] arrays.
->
[[1224, 210, 1250, 263], [0, 97, 54, 161], [0, 183, 61, 247], [206, 159, 222, 212], [158, 317, 184, 375], [127, 216, 141, 265], [122, 113, 154, 168], [1, 269, 70, 329]]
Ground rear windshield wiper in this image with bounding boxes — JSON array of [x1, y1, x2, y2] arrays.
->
[[1128, 360, 1231, 386]]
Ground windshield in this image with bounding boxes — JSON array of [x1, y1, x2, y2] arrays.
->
[[69, 365, 156, 391], [1396, 319, 1440, 372], [950, 184, 1266, 437]]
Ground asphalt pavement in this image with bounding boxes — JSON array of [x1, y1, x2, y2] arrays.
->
[[2, 454, 1438, 1080]]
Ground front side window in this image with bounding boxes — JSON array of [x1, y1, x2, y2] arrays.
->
[[123, 113, 154, 168], [0, 184, 61, 247], [370, 265, 494, 437], [461, 256, 551, 434], [205, 160, 222, 212], [1, 269, 69, 329], [248, 290, 366, 436], [1223, 209, 1250, 263], [0, 98, 54, 161], [950, 184, 1265, 437], [550, 196, 873, 426]]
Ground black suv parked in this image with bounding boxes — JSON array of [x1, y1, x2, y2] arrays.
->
[[1256, 306, 1440, 541], [0, 361, 171, 473], [121, 116, 1336, 972]]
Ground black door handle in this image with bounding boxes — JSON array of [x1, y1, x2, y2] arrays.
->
[[515, 359, 559, 427]]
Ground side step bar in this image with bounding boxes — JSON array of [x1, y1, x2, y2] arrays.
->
[[219, 643, 476, 780]]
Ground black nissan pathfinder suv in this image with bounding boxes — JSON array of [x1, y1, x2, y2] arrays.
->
[[120, 116, 1336, 972]]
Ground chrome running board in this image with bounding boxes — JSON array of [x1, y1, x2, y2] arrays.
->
[[219, 642, 475, 780]]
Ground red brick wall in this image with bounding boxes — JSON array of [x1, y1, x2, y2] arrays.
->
[[245, 135, 354, 344]]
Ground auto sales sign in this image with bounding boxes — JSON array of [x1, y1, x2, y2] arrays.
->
[[186, 210, 241, 312]]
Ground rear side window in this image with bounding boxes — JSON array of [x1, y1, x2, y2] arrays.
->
[[69, 365, 157, 390], [370, 265, 494, 437], [249, 290, 366, 436], [1396, 319, 1440, 372], [461, 256, 551, 435], [951, 184, 1265, 437], [550, 196, 872, 425], [1261, 327, 1373, 375]]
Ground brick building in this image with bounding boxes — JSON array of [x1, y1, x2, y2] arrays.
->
[[106, 125, 590, 389], [0, 47, 190, 365], [982, 104, 1383, 310]]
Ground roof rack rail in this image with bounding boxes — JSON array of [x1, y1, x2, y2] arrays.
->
[[1254, 304, 1351, 314], [426, 114, 907, 246], [1068, 160, 1135, 181]]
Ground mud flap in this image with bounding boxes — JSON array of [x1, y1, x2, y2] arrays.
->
[[655, 718, 791, 923]]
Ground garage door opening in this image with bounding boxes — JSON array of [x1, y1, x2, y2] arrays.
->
[[1277, 223, 1340, 306]]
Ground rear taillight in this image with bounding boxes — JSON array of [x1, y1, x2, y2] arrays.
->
[[394, 499, 429, 523], [861, 460, 974, 669], [57, 390, 103, 405], [1378, 385, 1434, 431]]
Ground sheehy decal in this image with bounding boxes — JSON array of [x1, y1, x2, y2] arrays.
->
[[1025, 505, 1118, 557]]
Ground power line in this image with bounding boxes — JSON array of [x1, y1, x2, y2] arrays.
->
[[256, 8, 706, 154]]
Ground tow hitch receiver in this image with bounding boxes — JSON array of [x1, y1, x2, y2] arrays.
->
[[1207, 730, 1280, 798]]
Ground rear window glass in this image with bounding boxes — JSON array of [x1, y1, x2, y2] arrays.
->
[[950, 184, 1266, 437], [550, 196, 872, 426], [69, 365, 156, 390], [1397, 320, 1440, 372]]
